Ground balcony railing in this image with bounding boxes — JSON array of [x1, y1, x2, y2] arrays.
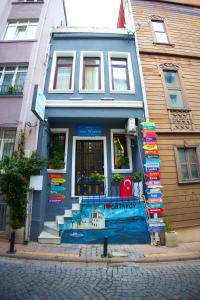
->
[[0, 85, 23, 95]]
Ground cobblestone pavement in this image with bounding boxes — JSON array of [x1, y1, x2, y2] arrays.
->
[[0, 258, 200, 300]]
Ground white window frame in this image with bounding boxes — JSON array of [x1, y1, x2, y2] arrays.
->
[[17, 0, 43, 2], [108, 52, 135, 94], [79, 51, 105, 93], [0, 65, 28, 87], [48, 51, 76, 93], [71, 136, 108, 197], [47, 128, 69, 174], [0, 128, 16, 160], [110, 129, 133, 173], [3, 20, 38, 41]]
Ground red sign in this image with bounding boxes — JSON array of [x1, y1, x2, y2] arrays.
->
[[144, 150, 159, 155], [119, 176, 133, 198], [143, 141, 158, 146], [147, 208, 164, 214], [49, 195, 65, 200], [143, 131, 157, 138], [145, 172, 160, 177], [48, 174, 62, 178]]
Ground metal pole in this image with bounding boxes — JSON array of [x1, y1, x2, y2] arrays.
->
[[103, 236, 108, 257]]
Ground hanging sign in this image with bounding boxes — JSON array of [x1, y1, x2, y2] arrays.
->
[[146, 180, 162, 187], [147, 198, 163, 203], [145, 167, 160, 172], [51, 178, 66, 183], [148, 203, 164, 209], [143, 137, 157, 143], [48, 174, 62, 179], [149, 226, 165, 233], [48, 174, 66, 203], [143, 145, 158, 150], [142, 131, 157, 138], [147, 191, 163, 198], [50, 185, 65, 192], [31, 84, 46, 121], [148, 207, 164, 214]]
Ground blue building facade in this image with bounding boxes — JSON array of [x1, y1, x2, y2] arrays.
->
[[30, 28, 149, 244]]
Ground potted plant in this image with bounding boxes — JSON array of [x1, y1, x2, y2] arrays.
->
[[112, 173, 124, 184], [164, 218, 178, 247], [118, 156, 129, 169], [91, 172, 105, 183], [48, 155, 65, 169], [132, 171, 142, 182]]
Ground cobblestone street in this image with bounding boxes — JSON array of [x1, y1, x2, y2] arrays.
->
[[0, 257, 199, 300]]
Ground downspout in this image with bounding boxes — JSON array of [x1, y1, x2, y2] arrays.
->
[[126, 0, 149, 122], [62, 0, 68, 26]]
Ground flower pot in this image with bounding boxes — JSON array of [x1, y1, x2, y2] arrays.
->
[[165, 231, 179, 247]]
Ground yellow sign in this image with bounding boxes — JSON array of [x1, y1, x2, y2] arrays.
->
[[143, 145, 158, 150], [51, 178, 66, 183]]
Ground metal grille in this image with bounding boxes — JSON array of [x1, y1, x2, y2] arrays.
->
[[75, 140, 104, 196], [0, 203, 7, 231]]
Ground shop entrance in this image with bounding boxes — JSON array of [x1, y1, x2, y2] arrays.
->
[[75, 140, 104, 196]]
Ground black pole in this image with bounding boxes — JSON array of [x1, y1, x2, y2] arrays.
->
[[103, 236, 108, 257], [7, 231, 16, 254]]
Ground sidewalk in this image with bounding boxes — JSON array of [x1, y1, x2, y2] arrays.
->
[[0, 240, 200, 263]]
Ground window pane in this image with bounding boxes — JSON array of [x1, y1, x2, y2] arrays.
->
[[15, 26, 26, 40], [178, 149, 186, 163], [15, 71, 27, 87], [1, 129, 16, 160], [4, 25, 16, 40], [164, 71, 179, 88], [113, 133, 129, 169], [191, 164, 199, 178], [188, 148, 197, 163], [84, 66, 99, 90], [113, 66, 129, 90], [57, 57, 72, 65], [55, 66, 71, 89], [155, 32, 168, 43], [152, 21, 165, 32], [111, 59, 126, 66], [26, 24, 37, 39], [2, 73, 14, 87], [49, 133, 66, 168], [84, 58, 100, 65], [181, 165, 189, 179], [169, 90, 184, 108]]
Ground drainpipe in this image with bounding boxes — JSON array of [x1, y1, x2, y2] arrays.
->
[[126, 0, 149, 122]]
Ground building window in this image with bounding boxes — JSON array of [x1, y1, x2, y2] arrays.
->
[[108, 52, 135, 93], [79, 52, 104, 93], [53, 57, 73, 90], [175, 146, 200, 183], [0, 65, 28, 95], [48, 129, 68, 171], [151, 20, 169, 44], [49, 52, 76, 93], [111, 129, 132, 173], [0, 128, 16, 160], [163, 70, 184, 108], [4, 20, 38, 40]]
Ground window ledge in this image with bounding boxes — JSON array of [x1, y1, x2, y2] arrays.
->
[[167, 108, 191, 111], [0, 39, 37, 43], [112, 169, 133, 174], [110, 90, 135, 94], [47, 169, 66, 174], [153, 42, 175, 47], [79, 90, 105, 94], [48, 90, 74, 94], [12, 1, 44, 4], [0, 94, 23, 98], [178, 179, 200, 184]]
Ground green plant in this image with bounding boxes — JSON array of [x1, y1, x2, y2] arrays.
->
[[0, 130, 46, 252], [118, 156, 129, 167], [132, 171, 142, 182], [48, 156, 65, 169], [112, 173, 124, 183], [91, 172, 105, 183], [164, 218, 173, 232]]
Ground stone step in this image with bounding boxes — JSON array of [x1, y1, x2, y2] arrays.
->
[[44, 221, 59, 237], [64, 210, 72, 218], [38, 231, 61, 244], [72, 203, 80, 211], [56, 215, 64, 225]]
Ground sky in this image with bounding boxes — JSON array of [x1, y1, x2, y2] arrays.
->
[[65, 0, 121, 28]]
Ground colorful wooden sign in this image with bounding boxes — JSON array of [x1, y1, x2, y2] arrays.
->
[[147, 191, 163, 198], [48, 174, 66, 203], [51, 178, 66, 183], [143, 145, 158, 150], [148, 203, 164, 209], [48, 174, 62, 179], [147, 198, 163, 203], [147, 207, 164, 214], [149, 226, 165, 233]]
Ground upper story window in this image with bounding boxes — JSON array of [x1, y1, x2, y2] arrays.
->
[[163, 69, 184, 108], [175, 146, 200, 183], [0, 65, 28, 95], [108, 52, 135, 93], [0, 128, 16, 160], [4, 20, 38, 41], [111, 129, 133, 173], [79, 52, 104, 93], [149, 15, 171, 44], [49, 52, 76, 93]]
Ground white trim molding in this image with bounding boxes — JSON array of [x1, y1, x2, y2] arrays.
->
[[47, 128, 69, 173], [48, 51, 76, 93], [71, 136, 108, 197], [108, 51, 135, 94], [110, 129, 133, 174], [45, 100, 143, 108], [79, 51, 105, 93]]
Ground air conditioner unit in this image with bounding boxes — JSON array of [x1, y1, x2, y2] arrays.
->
[[125, 118, 137, 135]]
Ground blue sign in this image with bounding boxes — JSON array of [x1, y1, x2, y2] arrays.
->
[[77, 126, 102, 136], [147, 192, 163, 199], [145, 167, 160, 172]]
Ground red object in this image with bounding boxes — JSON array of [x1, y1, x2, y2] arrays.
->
[[48, 174, 62, 178], [147, 208, 164, 214], [143, 141, 158, 146], [143, 131, 158, 138], [144, 150, 159, 155], [117, 1, 125, 28], [147, 198, 163, 203], [119, 176, 133, 198], [50, 195, 65, 200], [106, 203, 112, 209], [145, 172, 160, 177]]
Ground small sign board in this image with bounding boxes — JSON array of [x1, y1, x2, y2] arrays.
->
[[77, 125, 102, 137], [31, 85, 46, 121]]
